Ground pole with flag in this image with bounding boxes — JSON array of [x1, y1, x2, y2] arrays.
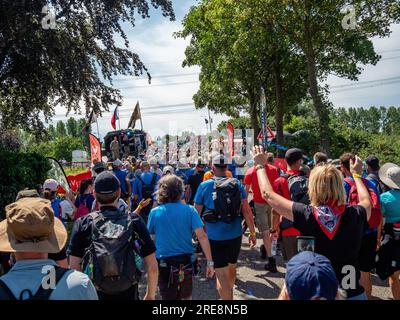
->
[[111, 106, 119, 130], [127, 101, 143, 130]]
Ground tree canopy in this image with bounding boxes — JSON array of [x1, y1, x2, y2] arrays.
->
[[0, 0, 175, 133]]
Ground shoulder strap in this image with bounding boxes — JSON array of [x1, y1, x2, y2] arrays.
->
[[32, 267, 70, 300], [0, 279, 17, 300], [344, 177, 355, 186]]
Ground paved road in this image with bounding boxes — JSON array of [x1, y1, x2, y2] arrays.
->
[[140, 236, 394, 300]]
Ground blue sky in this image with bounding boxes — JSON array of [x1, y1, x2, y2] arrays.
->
[[50, 1, 400, 141]]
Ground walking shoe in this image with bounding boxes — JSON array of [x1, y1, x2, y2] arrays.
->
[[264, 257, 278, 273], [260, 244, 267, 260]]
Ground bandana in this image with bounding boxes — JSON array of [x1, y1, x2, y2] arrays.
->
[[313, 201, 346, 240]]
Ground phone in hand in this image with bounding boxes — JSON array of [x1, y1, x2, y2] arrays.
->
[[296, 236, 316, 254]]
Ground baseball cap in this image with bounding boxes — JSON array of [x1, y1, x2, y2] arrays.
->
[[365, 156, 380, 171], [163, 165, 175, 175], [212, 155, 229, 168], [285, 148, 303, 165], [93, 162, 106, 172], [15, 189, 40, 201], [112, 159, 123, 167], [94, 171, 120, 195], [43, 179, 59, 192], [285, 251, 339, 300]]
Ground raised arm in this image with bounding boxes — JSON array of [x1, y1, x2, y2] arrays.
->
[[351, 156, 372, 221], [253, 146, 295, 222]]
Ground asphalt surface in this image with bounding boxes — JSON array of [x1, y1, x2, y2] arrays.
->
[[140, 235, 394, 300]]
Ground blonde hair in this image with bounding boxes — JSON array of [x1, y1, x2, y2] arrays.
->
[[308, 164, 346, 207]]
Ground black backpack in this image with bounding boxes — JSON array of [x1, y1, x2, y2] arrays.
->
[[138, 173, 157, 200], [202, 177, 242, 224], [81, 211, 142, 295], [0, 267, 69, 300], [280, 173, 310, 230]]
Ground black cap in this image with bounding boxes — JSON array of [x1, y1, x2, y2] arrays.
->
[[93, 162, 106, 172], [366, 156, 380, 171], [212, 155, 229, 168], [285, 148, 303, 166], [94, 171, 120, 195]]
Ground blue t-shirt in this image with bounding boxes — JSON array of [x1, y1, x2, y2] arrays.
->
[[380, 190, 400, 223], [113, 169, 128, 194], [147, 203, 204, 259], [134, 171, 160, 201], [194, 177, 247, 241], [75, 194, 95, 212]]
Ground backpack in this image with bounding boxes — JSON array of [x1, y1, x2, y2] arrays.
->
[[138, 173, 157, 200], [202, 177, 242, 224], [81, 211, 142, 295], [344, 177, 382, 229], [74, 197, 90, 220], [0, 267, 69, 300], [280, 173, 310, 230]]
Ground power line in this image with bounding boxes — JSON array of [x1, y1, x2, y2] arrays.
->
[[331, 79, 400, 93], [330, 76, 400, 89], [118, 80, 199, 90], [114, 72, 199, 81]]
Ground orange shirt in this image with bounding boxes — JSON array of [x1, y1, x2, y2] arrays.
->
[[203, 170, 233, 181]]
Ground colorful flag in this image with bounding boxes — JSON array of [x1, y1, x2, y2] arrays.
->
[[128, 101, 141, 129], [89, 133, 102, 166], [111, 106, 119, 130], [227, 122, 235, 156]]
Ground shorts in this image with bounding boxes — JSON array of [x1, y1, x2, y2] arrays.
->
[[254, 202, 272, 233], [282, 236, 297, 262], [209, 236, 242, 269], [358, 230, 378, 272], [158, 255, 194, 300], [97, 284, 139, 300]]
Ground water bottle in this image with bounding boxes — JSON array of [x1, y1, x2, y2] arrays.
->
[[271, 235, 278, 256]]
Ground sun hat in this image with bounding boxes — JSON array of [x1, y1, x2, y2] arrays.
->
[[0, 198, 67, 253], [379, 163, 400, 190]]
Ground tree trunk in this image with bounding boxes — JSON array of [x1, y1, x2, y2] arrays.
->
[[249, 90, 260, 142], [274, 61, 285, 158], [304, 21, 330, 155]]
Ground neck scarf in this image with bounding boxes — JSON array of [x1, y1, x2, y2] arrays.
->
[[313, 200, 346, 240]]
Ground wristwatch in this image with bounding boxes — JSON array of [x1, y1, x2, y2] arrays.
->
[[255, 165, 264, 171], [269, 228, 277, 234], [207, 260, 214, 267]]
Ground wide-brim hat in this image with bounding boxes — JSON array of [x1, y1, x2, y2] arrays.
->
[[0, 198, 67, 253], [379, 163, 400, 190]]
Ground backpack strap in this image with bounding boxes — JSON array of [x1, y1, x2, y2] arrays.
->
[[31, 267, 69, 300], [0, 279, 17, 300]]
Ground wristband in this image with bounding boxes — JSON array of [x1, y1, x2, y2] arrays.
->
[[249, 231, 257, 237], [255, 165, 264, 171], [207, 260, 214, 267], [269, 229, 277, 234], [353, 173, 362, 179], [137, 204, 142, 211]]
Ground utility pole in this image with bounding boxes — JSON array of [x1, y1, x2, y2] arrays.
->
[[207, 108, 213, 132]]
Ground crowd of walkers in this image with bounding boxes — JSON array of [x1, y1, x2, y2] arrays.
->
[[0, 146, 399, 301]]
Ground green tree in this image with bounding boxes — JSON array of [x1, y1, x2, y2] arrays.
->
[[0, 0, 175, 132], [66, 117, 78, 137], [55, 121, 67, 137], [265, 0, 398, 154], [48, 124, 56, 139]]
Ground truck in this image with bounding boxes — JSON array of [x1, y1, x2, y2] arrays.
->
[[103, 129, 148, 160]]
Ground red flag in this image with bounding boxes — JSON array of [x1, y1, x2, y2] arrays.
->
[[111, 106, 119, 130], [89, 133, 102, 166], [227, 122, 234, 156]]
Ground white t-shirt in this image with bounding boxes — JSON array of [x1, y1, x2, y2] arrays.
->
[[60, 200, 74, 220]]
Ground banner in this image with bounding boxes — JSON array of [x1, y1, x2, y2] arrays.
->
[[89, 133, 102, 166], [260, 85, 268, 148], [128, 101, 142, 129], [111, 106, 119, 130], [47, 157, 71, 194], [57, 170, 92, 194], [227, 122, 234, 156]]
